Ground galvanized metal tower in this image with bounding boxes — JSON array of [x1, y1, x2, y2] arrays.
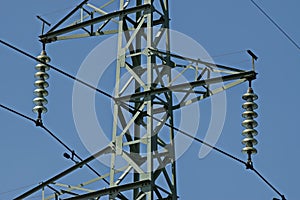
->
[[15, 0, 257, 199]]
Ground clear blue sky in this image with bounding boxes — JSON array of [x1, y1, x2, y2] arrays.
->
[[0, 0, 299, 199]]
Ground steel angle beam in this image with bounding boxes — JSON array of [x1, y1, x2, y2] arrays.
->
[[40, 4, 152, 43], [47, 0, 89, 33], [14, 146, 112, 200], [116, 71, 257, 102], [64, 180, 151, 200], [149, 48, 245, 72]]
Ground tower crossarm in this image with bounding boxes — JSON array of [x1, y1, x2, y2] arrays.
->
[[64, 180, 151, 200], [149, 48, 245, 73], [14, 146, 113, 200], [116, 70, 256, 103], [39, 2, 152, 43]]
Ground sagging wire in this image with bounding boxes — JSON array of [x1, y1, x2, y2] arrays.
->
[[0, 104, 109, 185], [249, 0, 300, 51], [0, 39, 286, 199]]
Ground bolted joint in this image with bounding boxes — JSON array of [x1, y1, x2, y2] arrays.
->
[[245, 72, 257, 82]]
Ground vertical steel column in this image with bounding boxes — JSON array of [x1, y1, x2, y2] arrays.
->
[[162, 0, 178, 198], [144, 0, 153, 198], [110, 0, 177, 199], [134, 0, 142, 198]]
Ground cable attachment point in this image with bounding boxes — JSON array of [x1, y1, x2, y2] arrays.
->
[[63, 151, 81, 167], [242, 85, 258, 159], [33, 50, 50, 124], [35, 108, 43, 126], [246, 152, 254, 169]]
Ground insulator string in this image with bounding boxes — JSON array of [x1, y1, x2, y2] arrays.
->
[[241, 86, 259, 165], [33, 50, 51, 125], [0, 39, 286, 199]]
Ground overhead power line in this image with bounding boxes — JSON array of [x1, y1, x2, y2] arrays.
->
[[41, 125, 110, 185], [210, 49, 246, 58], [252, 168, 286, 199], [0, 104, 108, 185], [0, 39, 286, 199], [0, 183, 37, 196], [0, 104, 36, 123], [0, 39, 245, 165], [250, 0, 300, 51], [0, 103, 286, 200]]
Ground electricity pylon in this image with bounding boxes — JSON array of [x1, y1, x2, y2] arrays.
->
[[15, 0, 257, 199]]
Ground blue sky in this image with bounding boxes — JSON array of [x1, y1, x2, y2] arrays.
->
[[0, 0, 299, 199]]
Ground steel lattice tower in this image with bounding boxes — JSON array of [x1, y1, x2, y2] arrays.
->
[[15, 0, 257, 199], [109, 0, 177, 199]]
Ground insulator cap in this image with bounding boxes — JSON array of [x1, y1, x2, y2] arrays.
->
[[33, 97, 48, 105], [37, 50, 51, 63], [242, 147, 257, 154], [35, 63, 50, 71], [242, 137, 258, 145], [33, 105, 48, 114], [34, 88, 48, 97], [242, 119, 258, 128], [35, 71, 49, 80], [242, 110, 258, 118], [242, 128, 258, 136], [34, 80, 49, 88], [242, 87, 258, 101], [242, 102, 258, 110]]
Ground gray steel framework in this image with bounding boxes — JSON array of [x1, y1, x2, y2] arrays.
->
[[15, 0, 257, 199]]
